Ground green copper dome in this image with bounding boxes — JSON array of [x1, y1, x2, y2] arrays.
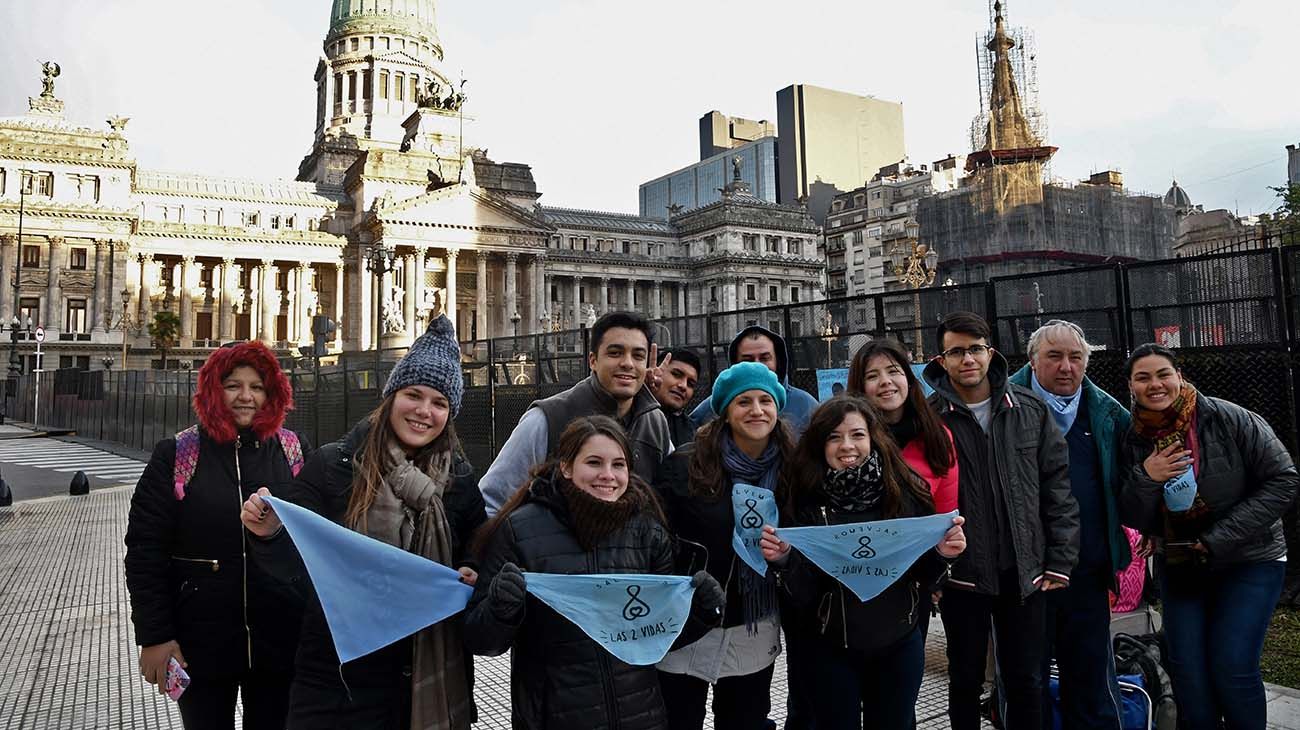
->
[[328, 0, 440, 49]]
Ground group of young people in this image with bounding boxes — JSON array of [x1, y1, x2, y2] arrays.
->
[[123, 308, 1296, 730]]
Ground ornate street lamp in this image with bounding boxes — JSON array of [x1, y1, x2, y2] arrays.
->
[[819, 310, 840, 369], [364, 245, 398, 377], [113, 288, 138, 369], [5, 315, 34, 376], [510, 310, 521, 338], [100, 355, 114, 371], [888, 220, 939, 360]]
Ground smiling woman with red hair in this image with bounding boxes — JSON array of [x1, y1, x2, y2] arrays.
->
[[125, 340, 310, 730]]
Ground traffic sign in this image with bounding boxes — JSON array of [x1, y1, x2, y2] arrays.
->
[[34, 327, 45, 343]]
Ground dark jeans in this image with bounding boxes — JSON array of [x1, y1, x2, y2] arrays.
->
[[1161, 559, 1284, 730], [177, 668, 291, 730], [659, 663, 776, 730], [941, 570, 1047, 730], [1042, 571, 1122, 730], [803, 627, 925, 730], [783, 623, 817, 730]]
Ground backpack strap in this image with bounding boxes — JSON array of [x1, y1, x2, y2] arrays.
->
[[278, 428, 304, 477], [173, 426, 202, 501]]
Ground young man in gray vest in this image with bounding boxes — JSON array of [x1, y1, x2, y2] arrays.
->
[[479, 311, 671, 516]]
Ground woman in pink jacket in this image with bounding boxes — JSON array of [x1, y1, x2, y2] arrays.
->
[[847, 339, 958, 513]]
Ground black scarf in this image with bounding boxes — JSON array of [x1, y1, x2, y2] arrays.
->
[[887, 409, 920, 451], [821, 449, 885, 514]]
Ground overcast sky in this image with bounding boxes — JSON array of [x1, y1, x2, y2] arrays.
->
[[1, 0, 1294, 216]]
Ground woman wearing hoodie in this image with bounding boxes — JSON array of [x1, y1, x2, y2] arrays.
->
[[763, 396, 965, 730], [125, 340, 309, 729], [241, 316, 486, 730]]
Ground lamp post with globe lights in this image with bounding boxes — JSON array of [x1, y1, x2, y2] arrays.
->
[[364, 245, 398, 377], [888, 220, 939, 360]]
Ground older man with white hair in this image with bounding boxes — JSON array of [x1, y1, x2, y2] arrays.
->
[[1009, 320, 1131, 730]]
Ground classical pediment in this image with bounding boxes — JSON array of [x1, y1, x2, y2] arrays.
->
[[374, 184, 553, 238]]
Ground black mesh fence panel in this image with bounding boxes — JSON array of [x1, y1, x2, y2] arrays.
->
[[991, 266, 1124, 355], [1126, 250, 1282, 348]]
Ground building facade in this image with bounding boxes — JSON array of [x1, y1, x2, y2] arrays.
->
[[0, 2, 823, 374], [699, 111, 775, 160], [638, 136, 778, 218], [776, 84, 906, 223]]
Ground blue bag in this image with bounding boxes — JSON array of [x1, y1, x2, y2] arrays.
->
[[264, 496, 473, 664], [522, 573, 695, 666]]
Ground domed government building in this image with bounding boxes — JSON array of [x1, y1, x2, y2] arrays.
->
[[0, 0, 825, 372]]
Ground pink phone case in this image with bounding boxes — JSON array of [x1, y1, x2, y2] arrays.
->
[[165, 657, 190, 701]]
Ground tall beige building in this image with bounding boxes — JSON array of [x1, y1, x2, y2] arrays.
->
[[776, 85, 906, 223]]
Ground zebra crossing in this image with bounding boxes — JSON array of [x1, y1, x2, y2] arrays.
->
[[0, 438, 146, 484]]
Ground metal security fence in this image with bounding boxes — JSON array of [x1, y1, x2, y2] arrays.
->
[[7, 243, 1300, 474]]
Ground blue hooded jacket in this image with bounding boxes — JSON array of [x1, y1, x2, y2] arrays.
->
[[688, 325, 819, 438]]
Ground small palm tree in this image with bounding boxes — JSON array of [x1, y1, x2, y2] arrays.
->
[[148, 311, 181, 370]]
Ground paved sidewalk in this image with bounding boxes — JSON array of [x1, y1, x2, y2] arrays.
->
[[1, 482, 1295, 729]]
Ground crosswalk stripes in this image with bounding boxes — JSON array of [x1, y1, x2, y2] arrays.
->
[[0, 439, 146, 483]]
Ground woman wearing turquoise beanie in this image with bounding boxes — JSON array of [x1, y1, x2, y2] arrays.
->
[[656, 361, 793, 730]]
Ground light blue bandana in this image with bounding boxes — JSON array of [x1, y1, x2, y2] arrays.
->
[[264, 496, 473, 664], [1031, 373, 1082, 435], [522, 573, 695, 666], [732, 483, 779, 578], [777, 511, 959, 602], [1163, 469, 1198, 513]]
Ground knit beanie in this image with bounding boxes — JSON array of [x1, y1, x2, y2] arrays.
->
[[710, 361, 786, 416], [383, 315, 465, 416]]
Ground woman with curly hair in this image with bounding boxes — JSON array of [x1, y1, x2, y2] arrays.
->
[[125, 340, 309, 729]]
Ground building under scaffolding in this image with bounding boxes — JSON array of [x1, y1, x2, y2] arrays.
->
[[918, 0, 1174, 286]]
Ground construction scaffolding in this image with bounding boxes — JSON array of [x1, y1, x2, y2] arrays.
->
[[970, 0, 1048, 154]]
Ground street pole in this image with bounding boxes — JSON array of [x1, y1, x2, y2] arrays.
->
[[33, 337, 42, 426]]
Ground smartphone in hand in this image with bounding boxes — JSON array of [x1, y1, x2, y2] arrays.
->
[[165, 657, 191, 701]]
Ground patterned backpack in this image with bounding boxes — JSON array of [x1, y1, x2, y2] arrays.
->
[[172, 425, 304, 501]]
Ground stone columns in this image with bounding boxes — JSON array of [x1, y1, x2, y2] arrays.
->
[[444, 249, 458, 324], [526, 255, 540, 334], [540, 263, 552, 332], [415, 248, 428, 327], [625, 279, 635, 312], [504, 252, 518, 335], [178, 256, 194, 346], [378, 260, 394, 342], [599, 277, 609, 315], [334, 256, 345, 350], [0, 234, 14, 324], [91, 240, 108, 332], [677, 284, 686, 318], [45, 236, 63, 330], [475, 251, 488, 340], [734, 277, 744, 309], [402, 253, 417, 337], [135, 254, 150, 324], [218, 258, 235, 341], [571, 276, 581, 326], [260, 259, 277, 343], [652, 281, 662, 319], [295, 265, 312, 345]]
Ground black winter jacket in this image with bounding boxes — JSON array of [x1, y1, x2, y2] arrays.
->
[[124, 428, 308, 680], [923, 353, 1080, 598], [654, 446, 753, 630], [777, 486, 950, 653], [248, 419, 486, 726], [464, 472, 675, 730], [1118, 394, 1298, 565]]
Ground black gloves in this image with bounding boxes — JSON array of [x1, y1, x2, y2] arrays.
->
[[689, 570, 725, 627], [489, 562, 528, 623]]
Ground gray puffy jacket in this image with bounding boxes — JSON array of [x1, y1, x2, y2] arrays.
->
[[1118, 394, 1297, 564]]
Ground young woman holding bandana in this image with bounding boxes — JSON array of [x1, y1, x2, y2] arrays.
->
[[1119, 343, 1297, 730]]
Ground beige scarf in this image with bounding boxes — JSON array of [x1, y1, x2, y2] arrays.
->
[[366, 443, 472, 730]]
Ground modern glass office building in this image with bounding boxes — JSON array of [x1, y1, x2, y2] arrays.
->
[[638, 136, 778, 219]]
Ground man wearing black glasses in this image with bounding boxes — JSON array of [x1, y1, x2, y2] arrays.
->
[[922, 311, 1079, 730]]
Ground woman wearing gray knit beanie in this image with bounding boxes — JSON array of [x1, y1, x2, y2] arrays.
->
[[241, 315, 486, 729]]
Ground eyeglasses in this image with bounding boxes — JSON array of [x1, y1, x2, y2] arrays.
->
[[941, 344, 990, 360]]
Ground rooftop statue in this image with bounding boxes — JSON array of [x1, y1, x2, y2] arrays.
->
[[40, 61, 60, 98]]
